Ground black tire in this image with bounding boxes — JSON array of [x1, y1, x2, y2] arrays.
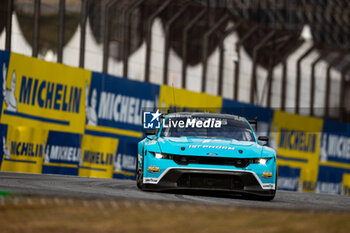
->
[[136, 155, 144, 190]]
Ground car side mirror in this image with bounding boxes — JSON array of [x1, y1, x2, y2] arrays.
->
[[258, 136, 269, 145]]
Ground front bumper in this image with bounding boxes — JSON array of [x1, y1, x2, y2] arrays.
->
[[143, 167, 275, 196], [141, 150, 276, 196]]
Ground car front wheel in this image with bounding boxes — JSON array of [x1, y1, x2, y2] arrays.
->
[[136, 158, 144, 190]]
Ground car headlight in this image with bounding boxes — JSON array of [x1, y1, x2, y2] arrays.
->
[[154, 152, 164, 159], [249, 158, 271, 165], [153, 152, 172, 159], [259, 158, 268, 165]]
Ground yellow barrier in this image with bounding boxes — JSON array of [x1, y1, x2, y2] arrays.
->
[[1, 125, 48, 173], [159, 85, 222, 112], [78, 135, 119, 178], [270, 111, 323, 192], [1, 53, 91, 134]]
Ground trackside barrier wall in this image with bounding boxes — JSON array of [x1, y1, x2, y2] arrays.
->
[[1, 50, 350, 195]]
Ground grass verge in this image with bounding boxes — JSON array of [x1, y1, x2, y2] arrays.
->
[[0, 195, 349, 233]]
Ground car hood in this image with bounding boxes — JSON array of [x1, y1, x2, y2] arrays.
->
[[156, 137, 266, 158]]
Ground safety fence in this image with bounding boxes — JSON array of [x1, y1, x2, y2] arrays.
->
[[1, 50, 350, 195], [2, 1, 350, 124]]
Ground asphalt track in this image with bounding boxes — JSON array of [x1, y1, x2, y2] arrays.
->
[[0, 172, 350, 212]]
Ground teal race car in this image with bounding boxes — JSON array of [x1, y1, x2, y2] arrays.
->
[[137, 112, 277, 201]]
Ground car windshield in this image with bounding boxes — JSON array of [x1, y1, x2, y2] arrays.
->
[[160, 116, 255, 142]]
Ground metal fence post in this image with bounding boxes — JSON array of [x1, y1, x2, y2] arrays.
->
[[144, 0, 172, 82], [233, 25, 258, 100], [103, 0, 119, 74], [324, 52, 347, 119], [281, 60, 287, 111], [265, 56, 275, 107], [181, 9, 207, 89], [5, 0, 13, 51], [79, 0, 88, 68], [295, 45, 316, 114], [201, 15, 229, 93], [340, 63, 350, 122], [279, 43, 298, 111], [310, 50, 329, 116], [32, 0, 41, 57], [250, 31, 275, 104], [57, 0, 65, 63], [265, 37, 291, 108], [217, 20, 243, 96], [163, 3, 189, 85], [122, 0, 144, 78]]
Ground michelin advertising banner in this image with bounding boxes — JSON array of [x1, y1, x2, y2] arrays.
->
[[271, 111, 324, 192], [1, 52, 91, 133], [0, 51, 90, 174], [0, 51, 159, 179], [81, 72, 159, 178], [318, 120, 350, 194]]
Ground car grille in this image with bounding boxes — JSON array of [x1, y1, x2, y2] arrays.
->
[[172, 155, 251, 168], [177, 173, 244, 190]]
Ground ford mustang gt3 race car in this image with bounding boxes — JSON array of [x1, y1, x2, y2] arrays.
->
[[137, 112, 277, 201]]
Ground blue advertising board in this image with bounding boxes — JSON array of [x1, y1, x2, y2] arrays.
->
[[85, 72, 160, 139], [0, 50, 10, 121], [317, 120, 350, 194]]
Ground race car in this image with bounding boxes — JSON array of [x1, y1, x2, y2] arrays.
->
[[137, 112, 277, 201]]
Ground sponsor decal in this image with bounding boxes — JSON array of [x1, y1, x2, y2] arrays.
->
[[142, 109, 223, 130], [147, 165, 160, 173], [143, 177, 158, 184], [163, 117, 222, 129], [189, 145, 235, 150], [262, 171, 273, 178], [262, 184, 275, 189], [143, 110, 161, 129]]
